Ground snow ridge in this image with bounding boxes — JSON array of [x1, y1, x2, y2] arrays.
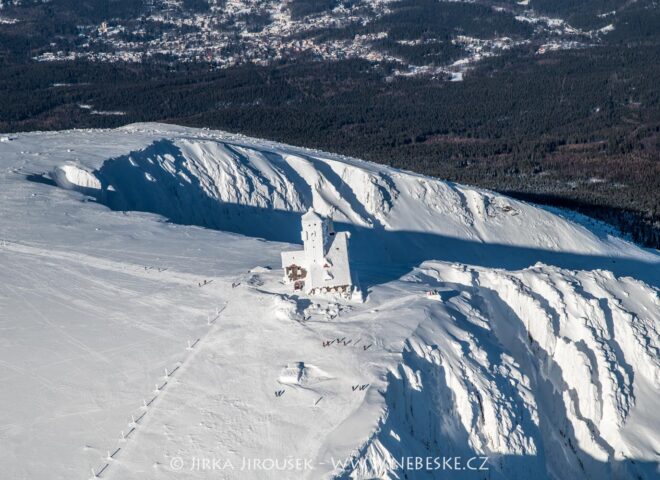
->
[[48, 132, 659, 270]]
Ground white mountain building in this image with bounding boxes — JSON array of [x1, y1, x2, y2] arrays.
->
[[281, 208, 353, 295]]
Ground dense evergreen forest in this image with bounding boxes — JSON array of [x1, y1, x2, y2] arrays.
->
[[0, 1, 658, 248]]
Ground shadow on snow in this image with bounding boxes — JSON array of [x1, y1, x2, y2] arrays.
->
[[33, 139, 660, 290]]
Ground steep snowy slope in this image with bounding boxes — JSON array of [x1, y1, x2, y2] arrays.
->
[[0, 123, 657, 480]]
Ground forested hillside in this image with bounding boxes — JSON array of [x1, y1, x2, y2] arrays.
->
[[0, 0, 658, 247]]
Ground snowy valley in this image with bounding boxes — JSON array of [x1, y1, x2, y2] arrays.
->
[[0, 123, 658, 479]]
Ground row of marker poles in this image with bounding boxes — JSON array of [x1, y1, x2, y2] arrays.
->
[[90, 305, 223, 478]]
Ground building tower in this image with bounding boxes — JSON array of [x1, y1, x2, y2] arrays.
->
[[301, 208, 328, 265]]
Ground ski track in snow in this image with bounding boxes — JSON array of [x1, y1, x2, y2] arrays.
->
[[0, 123, 658, 480]]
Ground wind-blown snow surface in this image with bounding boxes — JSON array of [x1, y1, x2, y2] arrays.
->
[[0, 123, 658, 480]]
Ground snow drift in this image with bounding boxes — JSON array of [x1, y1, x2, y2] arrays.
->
[[51, 163, 102, 193], [1, 123, 657, 480]]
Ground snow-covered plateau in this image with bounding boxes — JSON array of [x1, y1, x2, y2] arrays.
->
[[0, 123, 658, 479]]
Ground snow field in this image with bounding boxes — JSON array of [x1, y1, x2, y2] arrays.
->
[[0, 123, 657, 479]]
